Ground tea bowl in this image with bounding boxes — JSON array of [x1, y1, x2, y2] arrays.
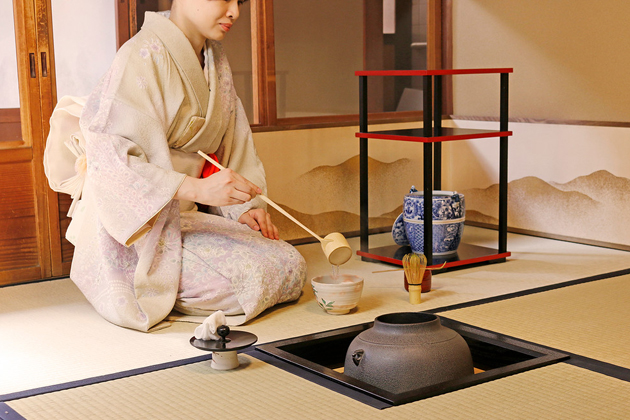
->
[[311, 274, 364, 315]]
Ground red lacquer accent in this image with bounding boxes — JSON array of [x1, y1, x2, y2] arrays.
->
[[355, 68, 513, 77], [356, 130, 512, 143], [356, 250, 512, 269]]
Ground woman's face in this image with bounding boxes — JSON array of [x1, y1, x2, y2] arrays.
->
[[175, 0, 244, 43]]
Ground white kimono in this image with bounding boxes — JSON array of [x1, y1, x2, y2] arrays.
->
[[63, 12, 306, 331]]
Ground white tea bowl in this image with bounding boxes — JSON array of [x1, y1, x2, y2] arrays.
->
[[311, 274, 364, 315]]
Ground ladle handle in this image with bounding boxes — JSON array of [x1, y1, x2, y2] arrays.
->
[[197, 151, 325, 242], [198, 150, 226, 170], [257, 195, 325, 241]]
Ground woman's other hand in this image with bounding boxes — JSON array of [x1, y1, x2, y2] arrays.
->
[[175, 170, 262, 207], [238, 208, 279, 240]]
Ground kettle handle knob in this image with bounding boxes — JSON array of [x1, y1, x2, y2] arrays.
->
[[352, 349, 364, 366]]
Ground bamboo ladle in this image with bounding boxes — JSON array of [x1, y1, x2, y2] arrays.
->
[[197, 151, 352, 266]]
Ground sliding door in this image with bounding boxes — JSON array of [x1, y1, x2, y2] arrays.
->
[[0, 0, 57, 285]]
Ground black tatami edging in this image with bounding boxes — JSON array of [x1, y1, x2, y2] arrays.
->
[[0, 353, 212, 403], [425, 268, 630, 382], [445, 319, 630, 384], [250, 312, 630, 410], [0, 402, 25, 420], [249, 349, 392, 410], [0, 275, 69, 289], [3, 267, 629, 410], [427, 267, 630, 315]]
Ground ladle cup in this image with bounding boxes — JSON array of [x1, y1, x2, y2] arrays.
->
[[197, 151, 353, 265]]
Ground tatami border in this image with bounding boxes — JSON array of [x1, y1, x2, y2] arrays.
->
[[427, 267, 630, 315], [0, 354, 211, 403], [2, 267, 629, 410]]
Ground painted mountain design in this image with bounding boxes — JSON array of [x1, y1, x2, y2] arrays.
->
[[461, 170, 630, 246], [270, 155, 418, 217], [550, 170, 630, 203], [268, 155, 418, 241]]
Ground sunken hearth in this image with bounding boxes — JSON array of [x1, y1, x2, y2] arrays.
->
[[254, 316, 569, 408]]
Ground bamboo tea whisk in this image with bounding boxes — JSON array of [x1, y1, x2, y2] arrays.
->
[[402, 253, 427, 304]]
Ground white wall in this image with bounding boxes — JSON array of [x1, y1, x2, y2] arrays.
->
[[51, 0, 117, 98], [0, 1, 20, 108], [274, 0, 363, 117], [447, 0, 630, 247], [0, 1, 116, 106], [452, 0, 630, 122], [444, 120, 630, 189]]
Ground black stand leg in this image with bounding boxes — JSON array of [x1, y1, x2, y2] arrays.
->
[[359, 76, 369, 256], [433, 75, 442, 191], [423, 75, 433, 266], [499, 73, 509, 254]]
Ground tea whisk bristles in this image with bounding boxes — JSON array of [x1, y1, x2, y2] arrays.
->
[[402, 253, 427, 304]]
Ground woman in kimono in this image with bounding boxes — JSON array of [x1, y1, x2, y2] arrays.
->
[[69, 0, 307, 331]]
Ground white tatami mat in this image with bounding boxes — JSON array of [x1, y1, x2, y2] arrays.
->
[[8, 358, 630, 420], [1, 227, 628, 396], [442, 273, 630, 369]]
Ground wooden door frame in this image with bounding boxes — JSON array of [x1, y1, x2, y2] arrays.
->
[[1, 0, 60, 284], [115, 0, 132, 48], [440, 0, 453, 115], [115, 0, 446, 129], [36, 0, 66, 276], [249, 0, 276, 126]]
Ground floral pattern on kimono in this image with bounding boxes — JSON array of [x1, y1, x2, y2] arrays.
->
[[69, 12, 306, 332]]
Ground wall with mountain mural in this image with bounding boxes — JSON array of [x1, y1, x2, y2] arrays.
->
[[253, 122, 425, 242], [255, 118, 630, 250], [251, 0, 630, 250], [461, 170, 630, 246], [268, 155, 410, 241], [442, 120, 630, 249], [446, 0, 630, 250]]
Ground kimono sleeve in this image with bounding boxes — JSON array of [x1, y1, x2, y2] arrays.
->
[[80, 41, 186, 246]]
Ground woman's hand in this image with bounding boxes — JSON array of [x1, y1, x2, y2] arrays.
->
[[238, 208, 279, 240], [175, 170, 261, 207]]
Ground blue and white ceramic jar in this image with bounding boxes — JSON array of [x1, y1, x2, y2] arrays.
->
[[402, 190, 465, 255]]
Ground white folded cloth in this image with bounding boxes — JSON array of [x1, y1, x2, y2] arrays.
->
[[194, 310, 227, 341]]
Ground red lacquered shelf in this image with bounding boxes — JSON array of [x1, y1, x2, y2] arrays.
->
[[356, 127, 512, 143], [355, 68, 513, 77], [356, 67, 512, 271], [357, 243, 511, 270]]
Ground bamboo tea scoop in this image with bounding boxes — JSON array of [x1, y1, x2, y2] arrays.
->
[[197, 151, 352, 266]]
